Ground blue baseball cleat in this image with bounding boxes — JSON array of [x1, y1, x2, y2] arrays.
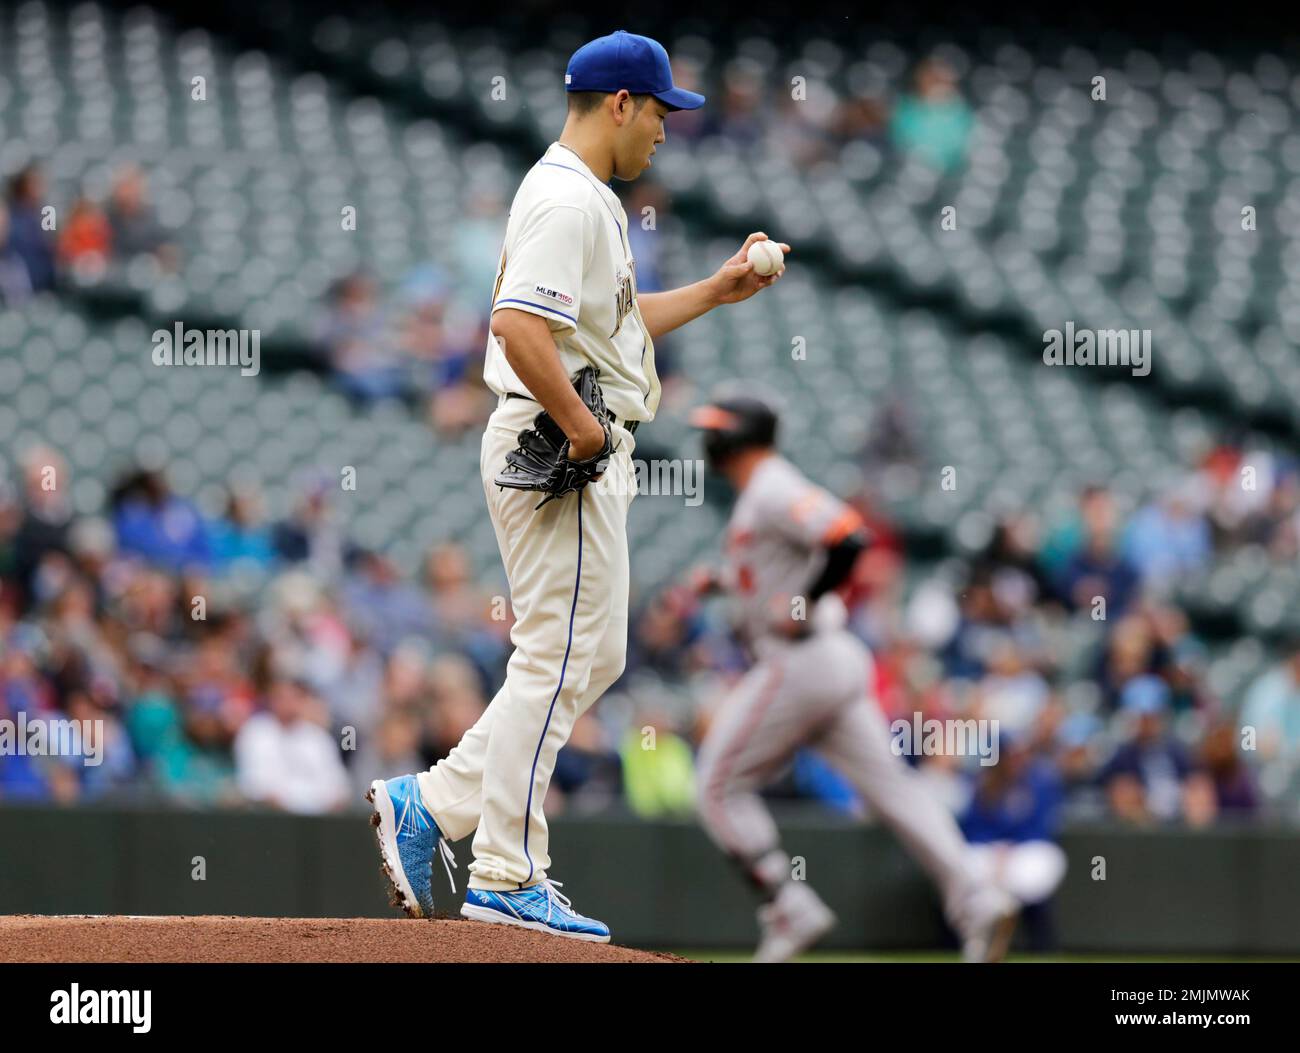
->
[[366, 775, 457, 919], [462, 880, 611, 943]]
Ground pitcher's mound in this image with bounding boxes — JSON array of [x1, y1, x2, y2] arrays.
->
[[0, 915, 688, 963]]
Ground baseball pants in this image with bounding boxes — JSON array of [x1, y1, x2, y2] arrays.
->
[[417, 396, 637, 890], [695, 629, 984, 928]]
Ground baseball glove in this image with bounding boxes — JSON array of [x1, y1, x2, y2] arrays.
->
[[494, 365, 616, 509]]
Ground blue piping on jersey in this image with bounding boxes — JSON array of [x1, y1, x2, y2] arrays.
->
[[494, 297, 577, 324], [537, 160, 627, 248]]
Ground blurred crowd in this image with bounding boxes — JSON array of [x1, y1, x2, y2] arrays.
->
[[617, 426, 1300, 847], [309, 185, 686, 438], [2, 419, 1297, 843], [309, 185, 510, 434], [0, 447, 513, 811], [0, 161, 177, 304], [312, 266, 497, 437], [663, 51, 975, 172]]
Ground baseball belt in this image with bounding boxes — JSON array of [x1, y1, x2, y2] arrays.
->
[[505, 391, 639, 435]]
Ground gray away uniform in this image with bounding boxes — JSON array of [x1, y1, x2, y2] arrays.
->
[[694, 454, 987, 931]]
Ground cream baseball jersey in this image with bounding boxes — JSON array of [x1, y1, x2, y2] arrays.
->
[[484, 141, 660, 423], [723, 455, 865, 644]]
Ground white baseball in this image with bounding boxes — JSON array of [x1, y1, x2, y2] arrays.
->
[[746, 240, 784, 276]]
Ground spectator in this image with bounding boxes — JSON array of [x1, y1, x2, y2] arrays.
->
[[209, 486, 276, 574], [340, 551, 435, 657], [122, 633, 233, 806], [11, 446, 74, 599], [702, 62, 765, 147], [1123, 481, 1212, 592], [411, 305, 492, 437], [624, 183, 669, 294], [618, 713, 694, 818], [631, 585, 707, 681], [263, 574, 352, 695], [1040, 484, 1103, 579], [890, 57, 974, 172], [1239, 641, 1300, 795], [272, 475, 353, 578], [420, 653, 487, 763], [5, 164, 55, 292], [233, 676, 349, 814], [1099, 676, 1215, 826], [832, 91, 890, 151], [423, 543, 489, 636], [1241, 467, 1300, 559], [765, 93, 833, 167], [321, 628, 385, 745], [1199, 721, 1259, 817], [110, 468, 212, 572], [551, 710, 621, 813], [66, 516, 120, 612], [315, 273, 403, 402], [0, 202, 34, 304], [451, 192, 507, 308], [1094, 612, 1162, 711], [106, 163, 175, 267], [972, 514, 1053, 612], [940, 576, 1008, 680], [57, 196, 112, 279], [0, 476, 19, 581], [974, 638, 1051, 737], [421, 542, 507, 687], [1055, 487, 1142, 617], [350, 709, 424, 799], [62, 689, 136, 800], [0, 637, 62, 801]]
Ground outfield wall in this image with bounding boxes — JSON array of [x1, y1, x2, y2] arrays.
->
[[2, 805, 1297, 954]]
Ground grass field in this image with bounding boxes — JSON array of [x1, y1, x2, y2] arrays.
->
[[676, 950, 1299, 963]]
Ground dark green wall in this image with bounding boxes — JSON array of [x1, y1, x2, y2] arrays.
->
[[2, 804, 1297, 953]]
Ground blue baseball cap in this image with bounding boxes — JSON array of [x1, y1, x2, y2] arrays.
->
[[565, 30, 705, 112]]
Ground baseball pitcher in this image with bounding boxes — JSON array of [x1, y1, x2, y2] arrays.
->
[[688, 391, 1018, 962], [366, 30, 789, 942]]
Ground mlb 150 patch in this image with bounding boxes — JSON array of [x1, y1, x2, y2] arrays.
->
[[534, 284, 575, 307]]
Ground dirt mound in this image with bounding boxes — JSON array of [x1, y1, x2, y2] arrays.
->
[[0, 915, 688, 964]]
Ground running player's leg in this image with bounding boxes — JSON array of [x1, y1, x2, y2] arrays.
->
[[696, 658, 795, 895], [696, 639, 848, 960], [808, 640, 986, 931]]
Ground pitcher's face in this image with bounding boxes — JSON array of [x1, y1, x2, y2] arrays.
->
[[613, 97, 669, 181]]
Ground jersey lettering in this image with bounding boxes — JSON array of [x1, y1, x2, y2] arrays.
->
[[611, 261, 636, 338]]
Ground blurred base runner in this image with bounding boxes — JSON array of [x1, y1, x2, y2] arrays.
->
[[688, 390, 1018, 963]]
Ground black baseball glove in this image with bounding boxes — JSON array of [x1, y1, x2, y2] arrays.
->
[[494, 366, 616, 509]]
